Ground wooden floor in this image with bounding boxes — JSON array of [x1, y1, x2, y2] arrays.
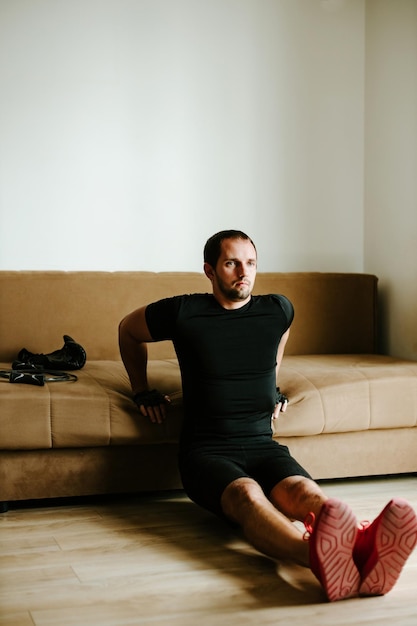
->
[[1, 475, 416, 626]]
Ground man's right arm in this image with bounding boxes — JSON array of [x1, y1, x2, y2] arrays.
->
[[119, 305, 169, 424]]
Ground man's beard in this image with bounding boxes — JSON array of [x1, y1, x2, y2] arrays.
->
[[216, 275, 252, 301]]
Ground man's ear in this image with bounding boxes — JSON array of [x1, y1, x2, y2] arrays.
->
[[204, 262, 214, 281]]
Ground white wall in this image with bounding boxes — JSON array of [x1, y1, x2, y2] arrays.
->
[[2, 0, 415, 360], [0, 0, 365, 272], [364, 0, 417, 359]]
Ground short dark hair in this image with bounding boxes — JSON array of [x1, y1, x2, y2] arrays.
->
[[203, 230, 257, 268]]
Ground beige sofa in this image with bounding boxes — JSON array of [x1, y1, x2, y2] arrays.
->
[[1, 271, 417, 509]]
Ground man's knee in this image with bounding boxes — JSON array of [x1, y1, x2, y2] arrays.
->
[[272, 475, 313, 496], [220, 477, 265, 523], [270, 475, 326, 519]]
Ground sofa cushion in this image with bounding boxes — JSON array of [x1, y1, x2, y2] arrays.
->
[[0, 271, 378, 362], [1, 354, 417, 451], [0, 360, 183, 450], [274, 354, 417, 437]]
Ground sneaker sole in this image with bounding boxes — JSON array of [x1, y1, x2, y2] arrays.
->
[[314, 499, 360, 602], [359, 498, 417, 596]]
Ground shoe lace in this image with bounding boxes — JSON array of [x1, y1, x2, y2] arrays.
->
[[357, 520, 370, 537], [303, 511, 316, 541]]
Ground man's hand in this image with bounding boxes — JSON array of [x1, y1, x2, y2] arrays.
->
[[272, 387, 288, 420], [133, 389, 171, 424]]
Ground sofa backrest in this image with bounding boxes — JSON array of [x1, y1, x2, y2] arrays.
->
[[0, 271, 378, 361]]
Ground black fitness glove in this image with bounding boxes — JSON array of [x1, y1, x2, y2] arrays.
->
[[276, 387, 288, 405], [15, 335, 86, 371], [133, 389, 167, 408]]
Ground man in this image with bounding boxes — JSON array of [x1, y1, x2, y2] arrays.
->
[[119, 229, 417, 602]]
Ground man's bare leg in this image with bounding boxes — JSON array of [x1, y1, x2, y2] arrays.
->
[[269, 474, 328, 521], [220, 475, 362, 601], [220, 476, 326, 566]]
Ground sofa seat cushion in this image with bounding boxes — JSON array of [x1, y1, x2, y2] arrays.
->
[[275, 354, 417, 438], [0, 360, 183, 450], [2, 354, 417, 451]]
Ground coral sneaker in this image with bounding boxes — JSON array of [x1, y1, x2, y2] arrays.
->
[[354, 498, 417, 596], [305, 498, 360, 602]]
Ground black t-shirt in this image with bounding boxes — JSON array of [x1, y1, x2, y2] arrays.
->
[[145, 293, 293, 446]]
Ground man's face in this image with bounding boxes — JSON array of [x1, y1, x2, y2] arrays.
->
[[205, 237, 257, 308]]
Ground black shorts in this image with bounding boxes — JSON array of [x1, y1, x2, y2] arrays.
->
[[178, 438, 312, 518]]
